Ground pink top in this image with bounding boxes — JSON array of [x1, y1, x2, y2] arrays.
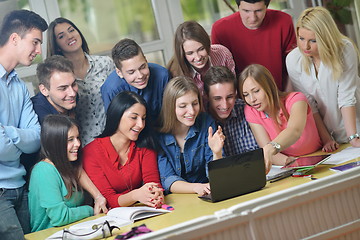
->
[[245, 92, 321, 156]]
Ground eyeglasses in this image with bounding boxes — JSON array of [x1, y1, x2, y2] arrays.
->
[[62, 220, 119, 240], [115, 224, 152, 239]]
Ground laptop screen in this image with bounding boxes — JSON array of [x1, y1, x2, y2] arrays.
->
[[206, 148, 266, 202]]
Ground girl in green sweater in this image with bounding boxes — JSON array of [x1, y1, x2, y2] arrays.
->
[[29, 115, 93, 232]]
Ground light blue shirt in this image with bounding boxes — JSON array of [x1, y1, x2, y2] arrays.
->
[[0, 64, 41, 188], [157, 113, 216, 193]]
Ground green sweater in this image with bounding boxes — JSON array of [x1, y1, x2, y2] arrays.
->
[[29, 161, 93, 232]]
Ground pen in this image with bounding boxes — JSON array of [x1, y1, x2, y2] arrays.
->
[[270, 171, 293, 183], [161, 204, 174, 211]]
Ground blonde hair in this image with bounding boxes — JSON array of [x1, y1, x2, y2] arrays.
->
[[239, 64, 289, 127], [296, 6, 358, 80], [159, 76, 203, 134]]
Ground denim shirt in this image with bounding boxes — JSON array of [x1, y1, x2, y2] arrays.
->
[[157, 113, 216, 193]]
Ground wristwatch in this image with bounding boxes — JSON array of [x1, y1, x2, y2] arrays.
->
[[269, 141, 281, 154], [348, 133, 359, 142]]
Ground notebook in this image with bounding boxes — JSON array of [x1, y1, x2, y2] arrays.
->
[[199, 148, 266, 203]]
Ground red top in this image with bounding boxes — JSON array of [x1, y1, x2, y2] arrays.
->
[[82, 137, 161, 208], [211, 9, 296, 91]]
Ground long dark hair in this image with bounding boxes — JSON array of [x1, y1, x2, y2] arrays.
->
[[98, 91, 156, 149], [168, 21, 211, 78], [47, 17, 89, 57], [40, 115, 82, 198]]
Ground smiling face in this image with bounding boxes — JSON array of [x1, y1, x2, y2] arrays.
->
[[116, 103, 146, 141], [242, 77, 269, 112], [54, 22, 82, 54], [15, 28, 43, 66], [297, 27, 319, 59], [183, 39, 209, 71], [116, 53, 150, 89], [238, 1, 267, 30], [67, 125, 81, 162], [175, 91, 200, 128], [208, 82, 236, 121], [40, 71, 78, 113]]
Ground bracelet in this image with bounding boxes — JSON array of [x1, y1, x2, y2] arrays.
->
[[348, 133, 360, 142], [268, 141, 281, 154]]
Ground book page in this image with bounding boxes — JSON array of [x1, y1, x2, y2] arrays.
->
[[108, 206, 170, 221], [323, 147, 360, 165]]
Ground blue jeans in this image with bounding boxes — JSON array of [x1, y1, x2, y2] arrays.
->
[[0, 185, 30, 240]]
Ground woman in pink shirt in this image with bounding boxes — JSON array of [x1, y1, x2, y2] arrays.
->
[[238, 64, 321, 169]]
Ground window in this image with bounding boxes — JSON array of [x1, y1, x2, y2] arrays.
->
[[181, 0, 237, 31], [57, 0, 160, 55]]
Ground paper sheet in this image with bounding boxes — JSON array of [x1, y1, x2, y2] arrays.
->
[[322, 146, 360, 165], [266, 165, 293, 180]]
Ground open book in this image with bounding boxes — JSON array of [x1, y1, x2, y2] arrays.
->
[[72, 206, 170, 229], [46, 207, 170, 239]]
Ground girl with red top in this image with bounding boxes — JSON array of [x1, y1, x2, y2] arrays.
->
[[82, 91, 164, 208]]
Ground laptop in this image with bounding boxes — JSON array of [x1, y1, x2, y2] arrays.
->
[[199, 148, 266, 203]]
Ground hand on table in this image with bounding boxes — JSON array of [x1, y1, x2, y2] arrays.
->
[[133, 182, 164, 208], [349, 138, 360, 148], [193, 183, 211, 196], [94, 195, 108, 215], [322, 139, 339, 152]]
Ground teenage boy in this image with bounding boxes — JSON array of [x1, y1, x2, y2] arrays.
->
[[211, 0, 296, 91], [0, 10, 47, 239], [101, 38, 170, 123], [30, 55, 108, 215], [204, 66, 258, 156], [32, 55, 78, 124]]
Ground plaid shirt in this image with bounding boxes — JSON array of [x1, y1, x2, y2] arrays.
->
[[217, 99, 259, 157], [192, 44, 236, 97]]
